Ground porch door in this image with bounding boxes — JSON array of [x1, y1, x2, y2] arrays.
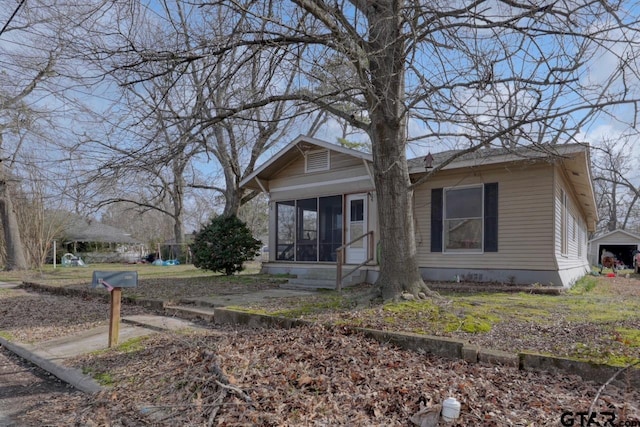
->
[[345, 193, 367, 264]]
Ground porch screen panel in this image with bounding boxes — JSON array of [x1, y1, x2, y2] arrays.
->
[[296, 198, 318, 261], [319, 196, 342, 261], [276, 201, 295, 260]]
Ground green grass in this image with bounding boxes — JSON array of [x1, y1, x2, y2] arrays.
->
[[82, 367, 114, 386], [0, 262, 263, 287], [567, 275, 598, 294], [0, 331, 14, 340], [116, 336, 146, 353]]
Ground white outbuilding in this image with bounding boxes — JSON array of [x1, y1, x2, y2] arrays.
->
[[587, 229, 640, 268]]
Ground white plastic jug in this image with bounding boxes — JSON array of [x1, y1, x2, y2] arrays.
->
[[441, 397, 461, 422]]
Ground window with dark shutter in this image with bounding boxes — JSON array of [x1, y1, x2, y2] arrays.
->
[[431, 183, 498, 253], [431, 188, 443, 252], [484, 183, 498, 252]]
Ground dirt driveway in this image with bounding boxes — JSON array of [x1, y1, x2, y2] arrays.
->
[[0, 347, 79, 426]]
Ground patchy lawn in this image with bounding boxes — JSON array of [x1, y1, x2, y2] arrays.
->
[[240, 274, 640, 367], [1, 268, 639, 425]]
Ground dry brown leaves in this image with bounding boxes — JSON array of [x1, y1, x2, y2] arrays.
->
[[4, 276, 640, 426], [0, 288, 149, 342], [14, 324, 640, 426]]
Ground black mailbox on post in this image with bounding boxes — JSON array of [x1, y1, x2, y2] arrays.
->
[[91, 271, 138, 348], [91, 271, 138, 291]]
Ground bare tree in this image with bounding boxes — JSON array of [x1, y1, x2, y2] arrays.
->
[[592, 138, 640, 234], [0, 15, 59, 269], [72, 0, 308, 254], [79, 0, 640, 300], [201, 0, 640, 300], [0, 1, 113, 269]]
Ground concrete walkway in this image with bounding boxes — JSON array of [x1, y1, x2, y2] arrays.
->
[[0, 314, 207, 394], [0, 281, 318, 396]]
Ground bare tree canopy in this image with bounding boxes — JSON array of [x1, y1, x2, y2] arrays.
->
[[86, 0, 640, 299], [0, 0, 107, 269], [3, 0, 640, 294]]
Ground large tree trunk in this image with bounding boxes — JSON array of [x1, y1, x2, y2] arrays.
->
[[172, 163, 186, 259], [366, 0, 431, 300], [222, 178, 242, 217], [0, 181, 28, 270], [370, 123, 427, 300]]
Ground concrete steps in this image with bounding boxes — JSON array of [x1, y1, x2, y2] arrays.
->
[[282, 268, 368, 290], [164, 305, 215, 322]]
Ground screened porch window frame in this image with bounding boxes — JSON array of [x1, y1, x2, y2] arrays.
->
[[275, 195, 343, 262]]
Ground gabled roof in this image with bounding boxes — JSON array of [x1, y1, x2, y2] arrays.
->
[[588, 229, 640, 243], [240, 135, 372, 191], [240, 137, 597, 230], [408, 143, 597, 231], [64, 218, 139, 244]]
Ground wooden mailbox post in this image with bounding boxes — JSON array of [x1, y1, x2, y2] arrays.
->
[[91, 271, 138, 348]]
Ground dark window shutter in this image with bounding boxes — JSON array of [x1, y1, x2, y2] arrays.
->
[[484, 183, 498, 252], [431, 188, 443, 252]]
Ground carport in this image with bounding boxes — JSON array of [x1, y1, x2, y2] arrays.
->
[[588, 229, 640, 268]]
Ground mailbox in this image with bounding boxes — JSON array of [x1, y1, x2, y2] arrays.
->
[[91, 271, 138, 289]]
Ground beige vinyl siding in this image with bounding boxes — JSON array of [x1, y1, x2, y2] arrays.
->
[[415, 162, 556, 270], [273, 150, 365, 180], [554, 165, 589, 269], [266, 150, 376, 262], [268, 150, 372, 201]]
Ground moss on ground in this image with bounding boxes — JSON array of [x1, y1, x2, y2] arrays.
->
[[614, 328, 640, 348], [116, 336, 146, 353], [82, 367, 114, 386], [270, 295, 353, 318]]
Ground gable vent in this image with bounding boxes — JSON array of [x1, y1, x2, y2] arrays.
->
[[305, 149, 330, 172]]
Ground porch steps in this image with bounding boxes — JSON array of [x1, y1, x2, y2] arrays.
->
[[281, 269, 367, 290], [164, 305, 215, 322]]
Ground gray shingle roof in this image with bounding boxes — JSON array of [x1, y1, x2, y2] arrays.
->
[[407, 143, 586, 172], [64, 218, 138, 244]]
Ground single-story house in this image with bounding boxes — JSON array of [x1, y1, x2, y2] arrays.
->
[[62, 218, 145, 263], [240, 135, 597, 288], [587, 229, 640, 268]]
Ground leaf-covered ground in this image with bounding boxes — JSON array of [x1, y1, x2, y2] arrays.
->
[[14, 327, 640, 426], [1, 272, 640, 425], [243, 275, 640, 367]]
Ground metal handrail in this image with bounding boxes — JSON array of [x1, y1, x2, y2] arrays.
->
[[336, 230, 374, 292]]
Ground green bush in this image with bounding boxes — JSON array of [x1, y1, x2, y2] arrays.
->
[[191, 215, 261, 275]]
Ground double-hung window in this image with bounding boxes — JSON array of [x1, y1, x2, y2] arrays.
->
[[444, 186, 483, 251], [431, 183, 498, 253]]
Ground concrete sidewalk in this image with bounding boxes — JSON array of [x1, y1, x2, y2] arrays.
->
[[0, 280, 319, 395], [0, 315, 206, 394]]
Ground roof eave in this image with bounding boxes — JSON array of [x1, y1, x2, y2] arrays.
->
[[240, 134, 372, 191]]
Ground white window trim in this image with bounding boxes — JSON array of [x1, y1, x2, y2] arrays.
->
[[443, 184, 484, 254], [561, 189, 568, 256]]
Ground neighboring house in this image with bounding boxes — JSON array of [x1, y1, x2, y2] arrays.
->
[[240, 135, 597, 288], [63, 218, 145, 263], [587, 229, 640, 268]]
